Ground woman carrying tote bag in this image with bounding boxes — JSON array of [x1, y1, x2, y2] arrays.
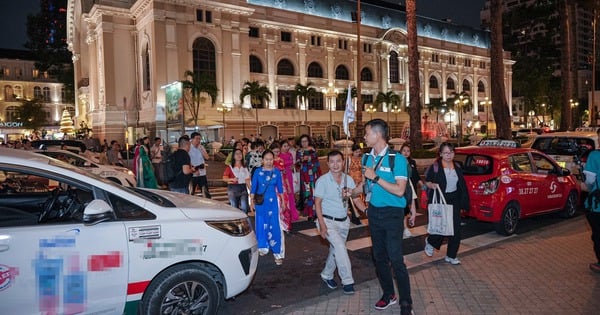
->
[[423, 142, 470, 265]]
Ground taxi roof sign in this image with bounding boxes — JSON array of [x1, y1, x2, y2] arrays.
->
[[477, 139, 520, 148]]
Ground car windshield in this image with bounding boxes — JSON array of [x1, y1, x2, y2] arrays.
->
[[531, 137, 595, 156], [455, 153, 494, 175]]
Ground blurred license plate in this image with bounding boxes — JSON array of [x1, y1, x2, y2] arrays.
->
[[556, 161, 566, 168]]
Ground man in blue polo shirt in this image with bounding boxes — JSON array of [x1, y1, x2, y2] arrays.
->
[[360, 119, 413, 314], [314, 150, 367, 295]]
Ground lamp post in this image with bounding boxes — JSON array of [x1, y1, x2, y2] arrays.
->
[[321, 83, 339, 148], [479, 97, 492, 135], [390, 105, 401, 137], [528, 110, 535, 133], [366, 104, 376, 120], [541, 103, 546, 127], [454, 94, 469, 146], [217, 105, 232, 143], [570, 99, 579, 130]]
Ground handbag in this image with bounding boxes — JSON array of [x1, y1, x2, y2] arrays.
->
[[253, 170, 271, 206], [292, 170, 300, 194], [427, 187, 454, 236]]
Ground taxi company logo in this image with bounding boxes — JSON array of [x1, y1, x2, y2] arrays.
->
[[0, 264, 19, 291], [0, 121, 24, 128], [550, 181, 557, 193]]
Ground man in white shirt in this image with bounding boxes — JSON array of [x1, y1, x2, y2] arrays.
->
[[150, 137, 164, 186], [189, 132, 211, 198], [314, 150, 367, 295]]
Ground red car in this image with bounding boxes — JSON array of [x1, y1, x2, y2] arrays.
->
[[454, 140, 580, 235]]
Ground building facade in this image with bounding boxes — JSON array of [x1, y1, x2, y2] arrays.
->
[[67, 0, 513, 144], [0, 49, 74, 144]]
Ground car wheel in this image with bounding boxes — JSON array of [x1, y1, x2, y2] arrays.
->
[[140, 263, 223, 315], [495, 202, 520, 236], [560, 191, 578, 218]]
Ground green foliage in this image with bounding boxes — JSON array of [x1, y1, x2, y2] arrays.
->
[[17, 100, 47, 132], [181, 70, 219, 127], [240, 81, 271, 108], [375, 91, 402, 111]]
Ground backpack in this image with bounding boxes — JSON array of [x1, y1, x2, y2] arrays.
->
[[162, 146, 181, 183]]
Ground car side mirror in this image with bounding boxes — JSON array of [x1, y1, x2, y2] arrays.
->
[[83, 200, 114, 226], [83, 161, 92, 167], [561, 168, 571, 176]]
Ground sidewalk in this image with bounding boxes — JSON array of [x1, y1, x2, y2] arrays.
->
[[264, 215, 600, 314]]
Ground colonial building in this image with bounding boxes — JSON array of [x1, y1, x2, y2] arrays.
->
[[0, 49, 74, 144], [67, 0, 513, 144]]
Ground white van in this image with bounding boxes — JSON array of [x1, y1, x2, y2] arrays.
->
[[530, 131, 599, 181]]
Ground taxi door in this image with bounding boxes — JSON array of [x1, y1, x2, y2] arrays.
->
[[0, 168, 129, 314], [530, 152, 565, 212]]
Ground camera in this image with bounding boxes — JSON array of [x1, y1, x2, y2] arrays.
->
[[194, 164, 205, 170]]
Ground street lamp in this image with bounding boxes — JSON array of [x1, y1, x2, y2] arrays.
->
[[217, 105, 232, 143], [321, 83, 339, 148], [479, 97, 492, 135], [366, 104, 376, 120], [390, 105, 401, 138], [454, 93, 470, 146], [570, 99, 579, 130], [528, 110, 535, 133]]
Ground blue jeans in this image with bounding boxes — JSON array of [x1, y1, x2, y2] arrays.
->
[[170, 187, 189, 194], [228, 184, 249, 213], [368, 205, 412, 304]]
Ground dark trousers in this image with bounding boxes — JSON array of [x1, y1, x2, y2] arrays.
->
[[190, 175, 211, 198], [367, 205, 412, 304], [587, 211, 600, 263], [427, 191, 461, 258]]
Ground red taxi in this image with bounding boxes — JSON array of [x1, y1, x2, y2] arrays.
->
[[454, 140, 580, 235]]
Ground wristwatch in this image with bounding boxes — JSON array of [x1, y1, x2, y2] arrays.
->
[[373, 175, 380, 183]]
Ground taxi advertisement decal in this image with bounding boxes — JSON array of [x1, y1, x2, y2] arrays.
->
[[0, 264, 19, 291]]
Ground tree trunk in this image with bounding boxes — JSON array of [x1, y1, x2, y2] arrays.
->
[[406, 0, 422, 149], [490, 0, 512, 140], [560, 0, 574, 130]]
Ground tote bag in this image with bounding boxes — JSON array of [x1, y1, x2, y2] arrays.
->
[[427, 187, 454, 236], [292, 170, 301, 194]]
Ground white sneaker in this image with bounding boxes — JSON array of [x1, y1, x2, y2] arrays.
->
[[444, 256, 461, 265], [424, 237, 434, 257], [403, 229, 413, 239]]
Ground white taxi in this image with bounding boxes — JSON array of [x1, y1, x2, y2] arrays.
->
[[0, 148, 258, 314], [35, 149, 136, 187]]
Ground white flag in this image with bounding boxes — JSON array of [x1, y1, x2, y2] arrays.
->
[[343, 84, 355, 137]]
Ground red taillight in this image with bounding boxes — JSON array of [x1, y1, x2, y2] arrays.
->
[[477, 177, 499, 195]]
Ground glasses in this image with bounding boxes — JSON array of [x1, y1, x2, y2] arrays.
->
[[441, 151, 454, 155]]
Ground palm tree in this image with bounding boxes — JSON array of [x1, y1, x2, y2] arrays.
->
[[240, 81, 272, 135], [490, 0, 512, 139], [406, 0, 422, 148], [181, 70, 218, 128], [292, 82, 318, 123], [375, 90, 402, 126]]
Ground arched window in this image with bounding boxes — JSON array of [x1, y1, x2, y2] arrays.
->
[[13, 85, 23, 99], [42, 87, 51, 102], [361, 68, 373, 82], [277, 59, 294, 76], [3, 85, 13, 101], [429, 76, 439, 89], [478, 81, 485, 93], [34, 86, 42, 99], [143, 43, 151, 91], [192, 37, 216, 83], [5, 106, 19, 121], [462, 79, 471, 92], [389, 51, 399, 83], [446, 78, 455, 90], [249, 55, 263, 73], [335, 65, 349, 80], [307, 62, 323, 78]]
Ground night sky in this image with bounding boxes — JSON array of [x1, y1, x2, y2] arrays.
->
[[0, 0, 486, 50]]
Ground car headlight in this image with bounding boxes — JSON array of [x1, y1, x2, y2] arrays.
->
[[115, 167, 134, 176], [206, 218, 253, 236]]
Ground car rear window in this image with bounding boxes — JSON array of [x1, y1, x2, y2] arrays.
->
[[454, 154, 493, 175], [531, 137, 595, 156]]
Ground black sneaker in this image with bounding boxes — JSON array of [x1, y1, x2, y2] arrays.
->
[[322, 277, 337, 289], [400, 302, 414, 315], [342, 284, 355, 295], [374, 294, 397, 310]]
